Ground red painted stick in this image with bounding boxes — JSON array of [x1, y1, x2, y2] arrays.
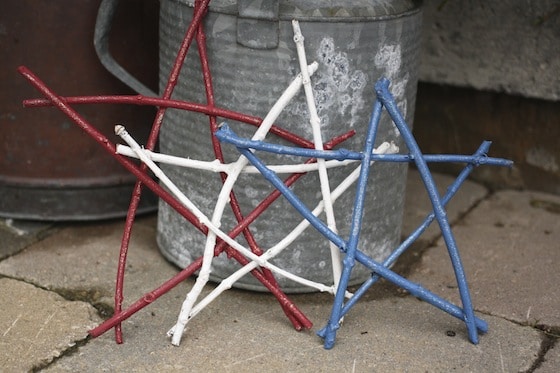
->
[[193, 15, 304, 328], [109, 0, 211, 342], [23, 95, 315, 149], [19, 0, 357, 342]]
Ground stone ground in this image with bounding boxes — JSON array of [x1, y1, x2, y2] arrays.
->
[[0, 170, 558, 372]]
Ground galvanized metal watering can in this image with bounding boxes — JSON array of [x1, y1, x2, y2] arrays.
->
[[95, 0, 423, 292]]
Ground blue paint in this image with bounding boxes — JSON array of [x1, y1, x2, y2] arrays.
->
[[215, 77, 512, 349], [332, 141, 492, 323], [322, 97, 383, 349], [376, 78, 480, 344], [216, 126, 512, 168]]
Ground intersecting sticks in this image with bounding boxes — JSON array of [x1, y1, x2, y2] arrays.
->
[[216, 77, 513, 349], [19, 0, 514, 350], [19, 64, 355, 344], [18, 64, 316, 338], [19, 59, 330, 345], [193, 9, 299, 330], [165, 19, 357, 345], [179, 138, 398, 320], [110, 0, 209, 343], [166, 61, 322, 345], [322, 140, 496, 327], [19, 0, 338, 344], [116, 123, 371, 325]]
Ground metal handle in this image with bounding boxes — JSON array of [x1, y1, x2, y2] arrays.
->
[[237, 0, 280, 49], [94, 0, 158, 97]]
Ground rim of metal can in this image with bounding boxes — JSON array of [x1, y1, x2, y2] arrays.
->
[[174, 0, 422, 22]]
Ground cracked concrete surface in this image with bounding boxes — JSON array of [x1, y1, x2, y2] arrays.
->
[[0, 170, 558, 371], [409, 190, 560, 329], [0, 278, 101, 372]]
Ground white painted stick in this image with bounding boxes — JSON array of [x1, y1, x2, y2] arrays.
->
[[117, 145, 230, 173], [115, 125, 213, 231], [292, 20, 342, 292], [169, 63, 319, 346], [116, 144, 361, 174]]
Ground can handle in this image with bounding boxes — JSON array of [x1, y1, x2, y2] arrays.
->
[[94, 0, 158, 97], [237, 0, 280, 49]]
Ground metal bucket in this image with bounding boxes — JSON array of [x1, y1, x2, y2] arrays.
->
[[99, 0, 422, 291], [0, 0, 158, 220]]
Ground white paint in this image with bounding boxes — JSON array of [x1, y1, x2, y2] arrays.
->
[[117, 144, 365, 174]]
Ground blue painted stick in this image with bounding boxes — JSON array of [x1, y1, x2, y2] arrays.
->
[[331, 141, 492, 322], [216, 126, 512, 167], [375, 78, 479, 343], [215, 78, 512, 348], [231, 130, 491, 343], [321, 96, 384, 349], [230, 124, 489, 344]]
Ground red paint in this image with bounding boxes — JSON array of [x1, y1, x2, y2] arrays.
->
[[23, 95, 315, 148]]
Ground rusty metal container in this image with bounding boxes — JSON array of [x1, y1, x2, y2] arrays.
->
[[0, 0, 159, 220]]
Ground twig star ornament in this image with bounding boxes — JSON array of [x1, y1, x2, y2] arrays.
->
[[20, 1, 512, 350]]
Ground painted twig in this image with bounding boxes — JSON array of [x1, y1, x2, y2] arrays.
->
[[116, 145, 363, 174], [168, 62, 319, 346], [18, 66, 312, 341], [23, 94, 316, 149], [111, 0, 211, 343], [292, 20, 342, 293], [217, 78, 512, 349], [216, 126, 511, 168]]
